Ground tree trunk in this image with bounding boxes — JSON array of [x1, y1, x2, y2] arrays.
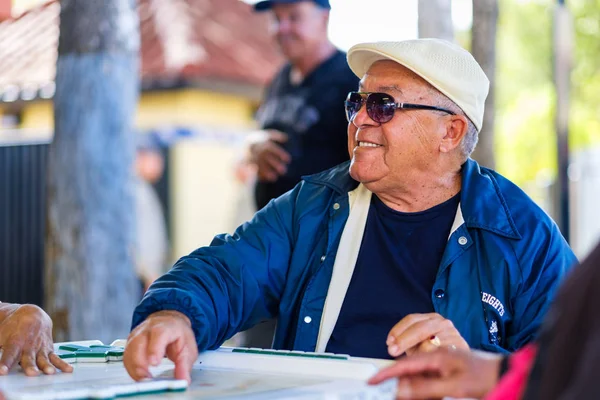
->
[[45, 0, 140, 343], [470, 0, 498, 168], [418, 0, 454, 41]]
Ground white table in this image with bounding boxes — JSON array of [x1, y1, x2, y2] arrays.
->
[[0, 341, 396, 400]]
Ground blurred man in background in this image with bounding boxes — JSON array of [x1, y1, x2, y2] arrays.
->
[[250, 0, 358, 210], [245, 0, 358, 348], [134, 139, 169, 293]]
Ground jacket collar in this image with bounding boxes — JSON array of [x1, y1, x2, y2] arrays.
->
[[303, 161, 358, 195], [459, 158, 521, 239], [303, 159, 522, 239]]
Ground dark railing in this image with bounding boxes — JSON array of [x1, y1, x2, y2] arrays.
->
[[0, 142, 48, 305], [0, 138, 170, 306]]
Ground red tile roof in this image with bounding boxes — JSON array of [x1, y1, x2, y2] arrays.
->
[[0, 0, 283, 103]]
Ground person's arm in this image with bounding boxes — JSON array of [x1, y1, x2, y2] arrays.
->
[[248, 129, 291, 182], [369, 345, 538, 400], [507, 223, 576, 350], [124, 184, 301, 381], [368, 348, 503, 399]]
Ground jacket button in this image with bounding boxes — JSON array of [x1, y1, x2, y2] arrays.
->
[[320, 255, 326, 262], [333, 203, 340, 210], [458, 236, 468, 245], [434, 289, 445, 299], [304, 316, 312, 324]]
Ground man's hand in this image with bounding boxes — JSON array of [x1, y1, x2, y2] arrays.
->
[[248, 130, 291, 182], [123, 310, 198, 383], [368, 348, 502, 399], [0, 304, 73, 376], [387, 313, 469, 357]]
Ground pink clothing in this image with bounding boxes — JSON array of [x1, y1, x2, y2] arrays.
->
[[486, 344, 538, 400]]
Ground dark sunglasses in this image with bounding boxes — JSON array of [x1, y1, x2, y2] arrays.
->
[[345, 91, 456, 124]]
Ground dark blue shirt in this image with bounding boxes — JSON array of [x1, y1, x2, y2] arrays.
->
[[325, 192, 461, 359]]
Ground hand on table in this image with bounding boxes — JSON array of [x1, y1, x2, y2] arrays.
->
[[387, 313, 469, 357], [249, 130, 291, 182], [0, 304, 73, 376], [369, 348, 502, 399], [123, 310, 198, 383]]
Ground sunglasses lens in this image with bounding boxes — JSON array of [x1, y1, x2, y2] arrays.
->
[[366, 93, 396, 123], [344, 92, 363, 122]]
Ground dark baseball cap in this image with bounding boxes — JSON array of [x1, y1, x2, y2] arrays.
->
[[253, 0, 331, 12]]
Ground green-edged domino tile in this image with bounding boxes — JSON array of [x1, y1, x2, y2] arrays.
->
[[107, 347, 125, 361], [55, 349, 77, 363], [75, 348, 108, 363], [231, 348, 349, 360], [56, 344, 126, 363], [58, 344, 93, 352]]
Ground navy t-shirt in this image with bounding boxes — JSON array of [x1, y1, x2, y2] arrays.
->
[[325, 192, 461, 359], [254, 50, 358, 210]]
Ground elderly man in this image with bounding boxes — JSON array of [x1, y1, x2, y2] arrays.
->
[[123, 39, 575, 383]]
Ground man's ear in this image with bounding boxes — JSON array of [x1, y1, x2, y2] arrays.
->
[[439, 114, 469, 153]]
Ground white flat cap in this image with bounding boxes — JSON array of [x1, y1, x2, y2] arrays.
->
[[347, 39, 490, 131]]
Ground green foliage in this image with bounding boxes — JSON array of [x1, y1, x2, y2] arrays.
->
[[490, 0, 600, 186]]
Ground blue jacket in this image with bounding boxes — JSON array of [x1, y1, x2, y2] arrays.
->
[[132, 159, 576, 355]]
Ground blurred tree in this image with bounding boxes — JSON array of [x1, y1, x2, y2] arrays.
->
[[494, 0, 555, 186], [471, 0, 498, 168], [418, 0, 454, 41], [494, 0, 600, 188], [45, 0, 140, 343]]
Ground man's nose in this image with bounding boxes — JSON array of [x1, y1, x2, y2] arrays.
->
[[276, 19, 292, 35], [352, 103, 377, 128]]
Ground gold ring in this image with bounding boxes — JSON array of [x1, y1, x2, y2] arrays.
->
[[429, 335, 441, 347]]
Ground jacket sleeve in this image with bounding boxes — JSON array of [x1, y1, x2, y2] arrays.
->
[[130, 185, 300, 351], [506, 223, 577, 350]]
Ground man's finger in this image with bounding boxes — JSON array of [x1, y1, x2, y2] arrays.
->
[[414, 339, 440, 354], [20, 352, 40, 376], [257, 162, 279, 182], [266, 129, 288, 144], [390, 318, 445, 357], [263, 152, 288, 175], [0, 342, 22, 373], [165, 329, 197, 383], [264, 142, 291, 164], [48, 353, 73, 373], [387, 314, 435, 345], [146, 325, 177, 366], [368, 352, 448, 385], [171, 348, 196, 383], [123, 331, 152, 381], [36, 352, 56, 375]]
